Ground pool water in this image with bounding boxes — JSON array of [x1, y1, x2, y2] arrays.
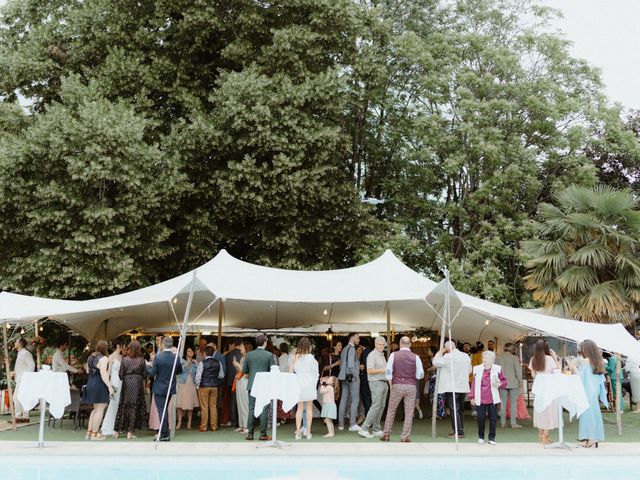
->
[[3, 455, 640, 480]]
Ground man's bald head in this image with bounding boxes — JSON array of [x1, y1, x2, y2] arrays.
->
[[399, 336, 412, 348]]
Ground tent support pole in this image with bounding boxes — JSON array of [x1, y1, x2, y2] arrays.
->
[[2, 322, 16, 430], [386, 301, 391, 360], [34, 319, 41, 371], [217, 300, 224, 352], [156, 271, 198, 448], [431, 318, 447, 439], [616, 352, 622, 436]]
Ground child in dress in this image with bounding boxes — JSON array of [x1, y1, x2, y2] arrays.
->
[[319, 375, 337, 437]]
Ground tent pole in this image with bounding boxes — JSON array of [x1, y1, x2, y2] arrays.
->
[[2, 322, 16, 430], [34, 319, 41, 371], [156, 271, 198, 448], [386, 301, 391, 360], [443, 271, 459, 449], [217, 300, 224, 352], [616, 352, 622, 436], [431, 318, 447, 439]]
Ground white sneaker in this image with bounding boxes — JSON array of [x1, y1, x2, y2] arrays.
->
[[471, 410, 477, 417], [358, 429, 373, 438], [338, 425, 344, 431], [372, 430, 384, 437], [348, 425, 362, 432], [478, 439, 485, 444], [488, 440, 497, 445], [301, 427, 307, 435]]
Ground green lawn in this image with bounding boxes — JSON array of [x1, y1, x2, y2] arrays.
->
[[2, 408, 639, 443]]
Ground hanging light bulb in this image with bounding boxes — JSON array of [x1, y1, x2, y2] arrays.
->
[[323, 309, 328, 315], [484, 319, 490, 326], [20, 328, 25, 335], [39, 326, 44, 332], [172, 297, 178, 304]]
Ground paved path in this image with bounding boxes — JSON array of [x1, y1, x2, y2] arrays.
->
[[0, 440, 638, 457]]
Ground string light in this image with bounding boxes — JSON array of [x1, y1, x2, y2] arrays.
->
[[323, 309, 328, 315], [484, 319, 490, 325]]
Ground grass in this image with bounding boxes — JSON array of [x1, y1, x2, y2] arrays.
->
[[1, 406, 639, 443]]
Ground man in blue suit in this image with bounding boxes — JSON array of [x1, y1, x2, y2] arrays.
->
[[147, 336, 183, 441]]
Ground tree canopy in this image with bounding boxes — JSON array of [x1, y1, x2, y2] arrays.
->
[[1, 0, 639, 311]]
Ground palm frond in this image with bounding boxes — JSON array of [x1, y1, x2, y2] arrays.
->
[[590, 186, 636, 219], [569, 241, 611, 268], [555, 266, 597, 294], [615, 252, 640, 276], [575, 281, 630, 322]]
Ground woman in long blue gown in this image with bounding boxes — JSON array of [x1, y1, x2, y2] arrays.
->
[[574, 340, 609, 448]]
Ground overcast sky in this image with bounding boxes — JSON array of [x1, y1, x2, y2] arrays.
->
[[542, 0, 640, 111], [0, 0, 638, 110]]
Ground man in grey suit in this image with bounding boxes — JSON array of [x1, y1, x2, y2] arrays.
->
[[147, 336, 183, 441], [338, 332, 361, 431]]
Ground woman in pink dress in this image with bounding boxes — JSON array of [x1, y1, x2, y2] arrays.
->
[[528, 340, 560, 444], [176, 347, 199, 429]]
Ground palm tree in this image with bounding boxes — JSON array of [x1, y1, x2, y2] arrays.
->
[[522, 185, 640, 324]]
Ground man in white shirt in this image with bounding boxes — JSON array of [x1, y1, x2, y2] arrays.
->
[[432, 340, 472, 439], [380, 336, 425, 442], [11, 338, 36, 422], [52, 340, 80, 375]]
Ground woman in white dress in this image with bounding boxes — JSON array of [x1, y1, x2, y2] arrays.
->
[[290, 337, 319, 440], [233, 342, 251, 433], [101, 344, 123, 437]]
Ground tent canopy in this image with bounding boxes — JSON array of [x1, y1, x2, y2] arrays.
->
[[1, 249, 639, 358]]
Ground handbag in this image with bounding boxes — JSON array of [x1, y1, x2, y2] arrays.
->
[[231, 371, 243, 393]]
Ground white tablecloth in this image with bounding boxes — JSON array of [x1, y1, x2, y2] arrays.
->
[[251, 371, 302, 416], [532, 373, 589, 421], [16, 371, 71, 419]]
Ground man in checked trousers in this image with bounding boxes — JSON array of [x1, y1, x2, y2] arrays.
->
[[380, 336, 424, 442]]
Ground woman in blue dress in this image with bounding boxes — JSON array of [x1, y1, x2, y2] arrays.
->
[[573, 339, 609, 448]]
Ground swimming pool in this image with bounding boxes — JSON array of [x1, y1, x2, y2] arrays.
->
[[3, 455, 640, 480]]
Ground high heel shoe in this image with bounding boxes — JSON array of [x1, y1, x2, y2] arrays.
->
[[583, 441, 599, 448]]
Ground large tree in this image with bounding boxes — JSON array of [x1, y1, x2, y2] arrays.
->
[[522, 185, 640, 324], [349, 0, 629, 306], [0, 77, 185, 297]]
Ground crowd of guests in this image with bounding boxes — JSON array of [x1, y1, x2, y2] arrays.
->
[[7, 331, 640, 445]]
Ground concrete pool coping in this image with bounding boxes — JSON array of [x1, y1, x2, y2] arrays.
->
[[1, 440, 638, 456]]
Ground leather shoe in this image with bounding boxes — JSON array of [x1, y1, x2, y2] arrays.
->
[[245, 434, 254, 441], [380, 435, 390, 442], [259, 435, 272, 441], [401, 438, 411, 443]]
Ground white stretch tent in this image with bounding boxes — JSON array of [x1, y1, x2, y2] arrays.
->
[[1, 249, 639, 358]]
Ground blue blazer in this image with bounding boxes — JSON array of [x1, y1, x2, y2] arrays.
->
[[147, 350, 183, 396]]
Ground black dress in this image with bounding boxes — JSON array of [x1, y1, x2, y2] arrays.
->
[[82, 353, 109, 404], [114, 356, 148, 433]]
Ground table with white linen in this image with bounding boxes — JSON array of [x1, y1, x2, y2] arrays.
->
[[250, 368, 302, 448], [16, 371, 71, 448], [532, 373, 589, 449]]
